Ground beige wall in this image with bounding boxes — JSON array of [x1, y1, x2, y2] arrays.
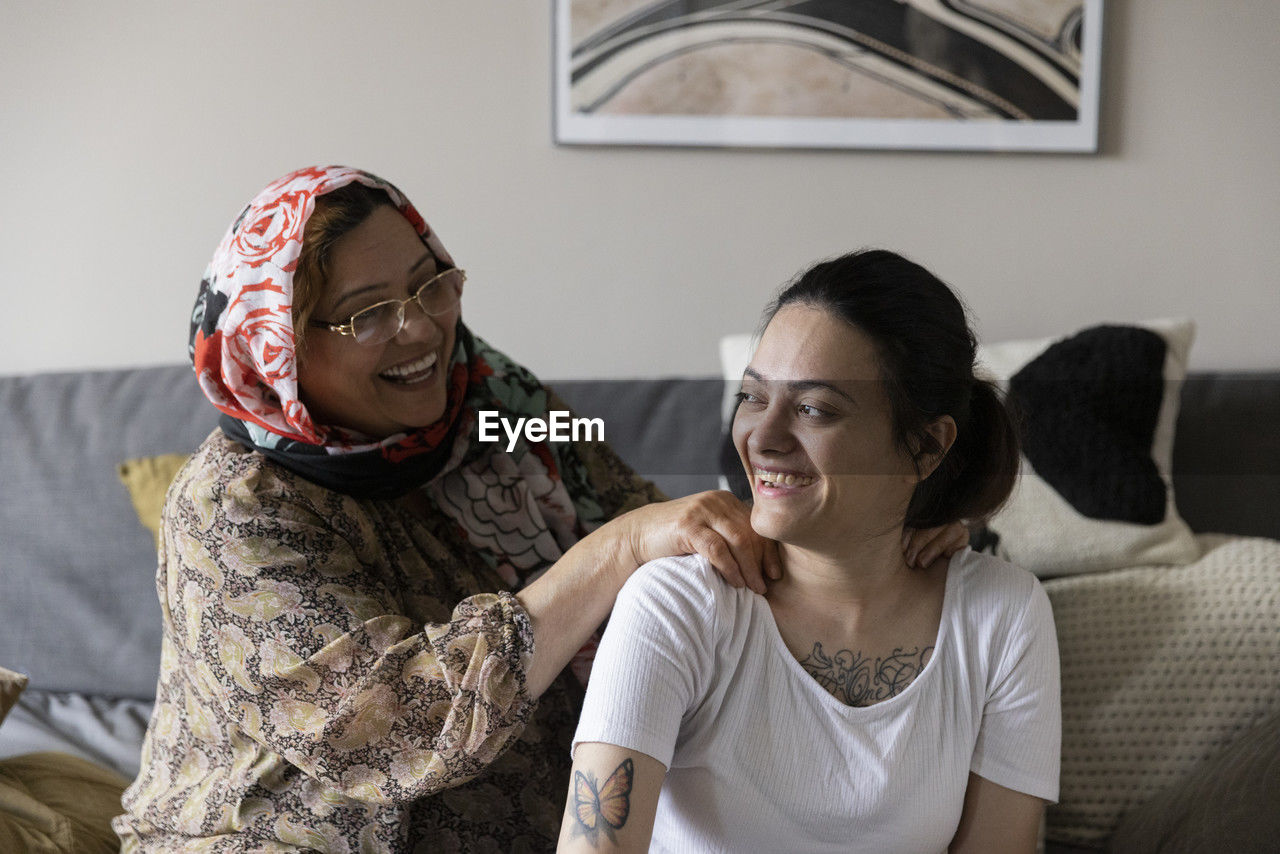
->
[[2, 1, 1277, 378]]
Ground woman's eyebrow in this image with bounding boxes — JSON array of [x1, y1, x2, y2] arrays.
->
[[408, 251, 436, 275], [742, 368, 855, 403], [790, 380, 855, 403], [329, 285, 382, 318], [330, 252, 436, 316]]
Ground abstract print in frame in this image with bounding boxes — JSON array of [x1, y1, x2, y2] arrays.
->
[[554, 0, 1103, 152]]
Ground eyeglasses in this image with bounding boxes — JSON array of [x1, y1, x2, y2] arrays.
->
[[310, 268, 465, 346]]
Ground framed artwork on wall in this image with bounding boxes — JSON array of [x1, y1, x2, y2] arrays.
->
[[554, 0, 1103, 153]]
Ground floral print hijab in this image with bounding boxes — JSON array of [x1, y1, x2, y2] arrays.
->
[[190, 165, 455, 452], [190, 167, 615, 679]]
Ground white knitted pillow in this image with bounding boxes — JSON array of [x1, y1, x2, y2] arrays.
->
[[978, 319, 1200, 577], [1042, 535, 1280, 848]]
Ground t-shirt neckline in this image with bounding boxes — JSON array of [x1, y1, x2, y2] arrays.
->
[[756, 550, 963, 717]]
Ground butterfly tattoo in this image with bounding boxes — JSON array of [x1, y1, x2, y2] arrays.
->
[[572, 757, 634, 844]]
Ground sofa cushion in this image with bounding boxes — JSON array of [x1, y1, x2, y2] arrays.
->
[[0, 690, 151, 783], [116, 454, 190, 545], [1042, 535, 1280, 848], [1107, 708, 1280, 853], [978, 320, 1200, 577], [0, 751, 129, 854], [0, 366, 217, 700]]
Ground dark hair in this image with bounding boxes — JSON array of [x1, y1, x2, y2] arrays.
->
[[763, 249, 1019, 528], [292, 182, 395, 352]]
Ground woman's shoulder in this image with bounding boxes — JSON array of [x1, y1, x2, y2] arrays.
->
[[618, 554, 739, 623], [162, 431, 386, 591], [170, 428, 355, 523], [951, 546, 1041, 595], [182, 426, 253, 473], [605, 556, 750, 685], [943, 550, 1057, 699], [948, 547, 1052, 630]]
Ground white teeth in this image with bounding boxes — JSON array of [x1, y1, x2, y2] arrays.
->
[[754, 469, 814, 487], [380, 351, 438, 380]]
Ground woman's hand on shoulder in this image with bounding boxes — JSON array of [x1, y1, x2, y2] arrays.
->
[[902, 521, 970, 569], [608, 500, 969, 592], [613, 491, 780, 595]]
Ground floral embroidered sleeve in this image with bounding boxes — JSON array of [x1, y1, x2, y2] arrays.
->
[[162, 436, 538, 805]]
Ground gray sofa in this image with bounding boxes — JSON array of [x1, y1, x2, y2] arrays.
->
[[1, 364, 1277, 852]]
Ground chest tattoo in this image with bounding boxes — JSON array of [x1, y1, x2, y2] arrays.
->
[[798, 642, 934, 707]]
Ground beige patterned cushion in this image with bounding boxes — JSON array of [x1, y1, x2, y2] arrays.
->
[[1043, 535, 1280, 847]]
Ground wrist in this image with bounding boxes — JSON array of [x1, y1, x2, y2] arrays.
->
[[591, 511, 643, 590], [619, 510, 648, 573]]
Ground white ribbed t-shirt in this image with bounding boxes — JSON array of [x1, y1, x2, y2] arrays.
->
[[573, 548, 1060, 854]]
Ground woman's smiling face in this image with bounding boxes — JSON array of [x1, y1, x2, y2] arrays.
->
[[296, 205, 461, 440], [732, 303, 920, 551]]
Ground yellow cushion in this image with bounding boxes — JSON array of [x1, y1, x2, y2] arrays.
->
[[0, 667, 27, 726], [0, 752, 129, 854], [116, 454, 189, 544]]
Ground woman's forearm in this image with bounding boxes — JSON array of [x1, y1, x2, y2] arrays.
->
[[515, 518, 635, 698], [948, 773, 1044, 854], [517, 488, 780, 697]]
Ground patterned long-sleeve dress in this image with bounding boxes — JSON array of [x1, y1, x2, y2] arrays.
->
[[113, 424, 662, 852]]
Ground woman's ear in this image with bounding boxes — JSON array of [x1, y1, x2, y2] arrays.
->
[[915, 415, 958, 480]]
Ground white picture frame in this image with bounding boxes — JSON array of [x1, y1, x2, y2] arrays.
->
[[554, 0, 1103, 153]]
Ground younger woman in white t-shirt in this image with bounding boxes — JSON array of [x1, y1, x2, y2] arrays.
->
[[557, 249, 1060, 854]]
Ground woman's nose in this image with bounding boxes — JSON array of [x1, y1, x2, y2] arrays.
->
[[394, 300, 443, 344], [746, 405, 796, 454]]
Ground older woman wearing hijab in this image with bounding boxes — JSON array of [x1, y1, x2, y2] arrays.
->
[[112, 167, 967, 852]]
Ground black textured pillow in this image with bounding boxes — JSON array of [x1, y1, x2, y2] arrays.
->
[[978, 320, 1199, 577], [1107, 709, 1280, 853]]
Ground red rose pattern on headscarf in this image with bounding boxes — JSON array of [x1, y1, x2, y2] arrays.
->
[[190, 165, 454, 448]]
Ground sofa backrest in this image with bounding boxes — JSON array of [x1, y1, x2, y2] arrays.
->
[[0, 366, 216, 699], [1, 366, 1276, 701], [1169, 373, 1280, 540]]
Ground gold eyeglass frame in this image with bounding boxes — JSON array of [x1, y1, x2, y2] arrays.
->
[[309, 268, 466, 344]]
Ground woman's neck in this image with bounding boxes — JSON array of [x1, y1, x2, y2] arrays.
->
[[766, 529, 949, 708], [767, 528, 917, 620]]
